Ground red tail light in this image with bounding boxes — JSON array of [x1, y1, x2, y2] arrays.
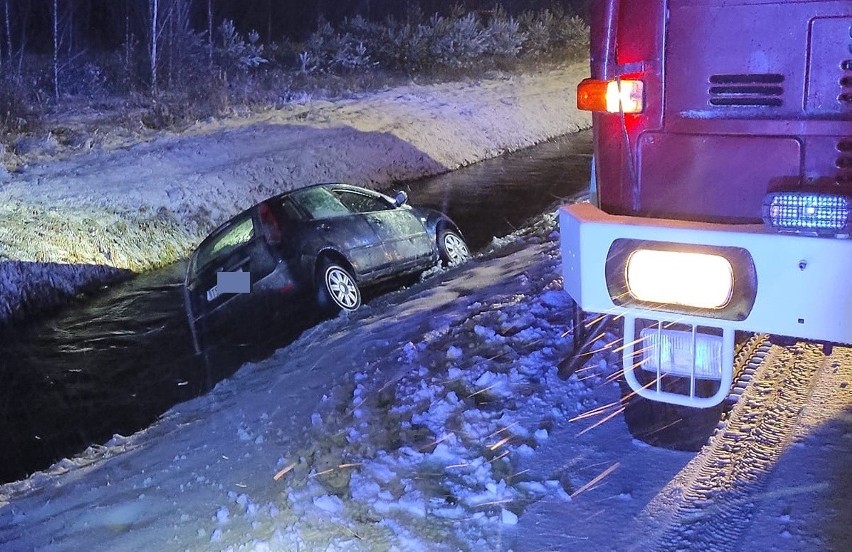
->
[[258, 202, 282, 245]]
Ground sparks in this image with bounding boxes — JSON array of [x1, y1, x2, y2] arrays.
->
[[571, 462, 621, 498]]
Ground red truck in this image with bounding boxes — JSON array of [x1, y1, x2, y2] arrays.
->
[[561, 0, 852, 412]]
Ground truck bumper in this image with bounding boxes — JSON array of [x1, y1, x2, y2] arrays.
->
[[560, 202, 852, 407]]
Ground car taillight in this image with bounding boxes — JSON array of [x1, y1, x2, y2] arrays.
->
[[762, 191, 852, 235], [258, 202, 282, 245], [577, 78, 644, 113]]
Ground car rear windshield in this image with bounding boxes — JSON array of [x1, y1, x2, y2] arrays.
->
[[192, 215, 255, 276]]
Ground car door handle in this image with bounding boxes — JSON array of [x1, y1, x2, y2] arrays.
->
[[370, 218, 384, 226]]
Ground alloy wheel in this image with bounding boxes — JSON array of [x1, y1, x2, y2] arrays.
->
[[325, 266, 360, 310]]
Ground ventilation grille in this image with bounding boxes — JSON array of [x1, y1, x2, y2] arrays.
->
[[841, 25, 852, 105], [837, 139, 852, 185], [708, 73, 784, 107]]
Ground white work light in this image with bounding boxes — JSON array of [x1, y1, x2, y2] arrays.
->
[[763, 191, 852, 235], [639, 327, 723, 380], [625, 249, 734, 309]]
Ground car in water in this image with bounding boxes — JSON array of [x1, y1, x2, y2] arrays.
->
[[184, 183, 469, 352]]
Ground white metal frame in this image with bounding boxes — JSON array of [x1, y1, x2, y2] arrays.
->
[[621, 315, 735, 408], [560, 202, 852, 407]]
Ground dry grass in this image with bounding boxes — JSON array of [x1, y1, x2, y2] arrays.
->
[[0, 203, 211, 271], [0, 202, 216, 324]]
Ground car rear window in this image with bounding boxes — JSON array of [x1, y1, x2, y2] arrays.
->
[[192, 215, 255, 275]]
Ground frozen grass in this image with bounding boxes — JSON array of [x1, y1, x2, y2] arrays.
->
[[0, 203, 205, 324], [0, 203, 209, 271], [0, 260, 130, 325]]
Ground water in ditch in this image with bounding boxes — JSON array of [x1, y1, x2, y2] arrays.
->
[[0, 130, 592, 483]]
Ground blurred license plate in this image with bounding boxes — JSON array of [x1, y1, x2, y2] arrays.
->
[[206, 285, 220, 302]]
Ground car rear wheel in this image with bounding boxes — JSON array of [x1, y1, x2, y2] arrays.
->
[[318, 260, 361, 312], [438, 229, 470, 266]]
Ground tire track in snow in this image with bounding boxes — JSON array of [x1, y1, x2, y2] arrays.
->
[[641, 338, 828, 551]]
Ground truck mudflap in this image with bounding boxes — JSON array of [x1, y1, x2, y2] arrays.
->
[[560, 202, 852, 407]]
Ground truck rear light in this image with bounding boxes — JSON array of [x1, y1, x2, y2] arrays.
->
[[626, 249, 733, 309], [639, 326, 723, 380], [762, 191, 852, 235], [577, 78, 644, 113], [604, 239, 757, 321]]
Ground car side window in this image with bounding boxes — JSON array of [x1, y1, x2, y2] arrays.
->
[[292, 187, 352, 219], [334, 190, 393, 213], [194, 216, 255, 273]]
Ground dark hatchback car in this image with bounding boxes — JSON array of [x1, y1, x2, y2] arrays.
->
[[184, 183, 469, 351]]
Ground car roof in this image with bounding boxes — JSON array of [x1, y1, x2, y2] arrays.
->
[[193, 183, 384, 250]]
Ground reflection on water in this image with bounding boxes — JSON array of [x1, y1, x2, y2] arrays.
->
[[403, 130, 592, 250], [0, 130, 592, 483]]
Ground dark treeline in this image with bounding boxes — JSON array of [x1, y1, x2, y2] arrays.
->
[[2, 0, 589, 54], [0, 1, 589, 138]]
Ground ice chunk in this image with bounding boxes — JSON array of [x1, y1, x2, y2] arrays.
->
[[501, 509, 518, 525], [446, 345, 463, 361], [313, 494, 344, 514]]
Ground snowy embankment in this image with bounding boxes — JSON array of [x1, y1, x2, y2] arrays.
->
[[0, 62, 590, 324]]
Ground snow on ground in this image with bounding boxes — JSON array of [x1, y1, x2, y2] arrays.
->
[[0, 62, 589, 324], [2, 211, 847, 551], [0, 214, 661, 551]]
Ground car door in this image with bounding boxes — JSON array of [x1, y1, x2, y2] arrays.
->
[[289, 186, 388, 277], [332, 188, 434, 270]]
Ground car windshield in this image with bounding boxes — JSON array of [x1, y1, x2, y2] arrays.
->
[[291, 187, 352, 219]]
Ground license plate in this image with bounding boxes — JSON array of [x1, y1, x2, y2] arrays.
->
[[206, 285, 220, 302]]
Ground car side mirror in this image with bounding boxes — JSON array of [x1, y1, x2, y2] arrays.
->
[[394, 191, 408, 207]]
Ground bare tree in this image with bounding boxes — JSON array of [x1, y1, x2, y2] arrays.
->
[[150, 0, 159, 90], [53, 0, 59, 100], [207, 0, 213, 70], [4, 0, 12, 71], [124, 2, 131, 68]]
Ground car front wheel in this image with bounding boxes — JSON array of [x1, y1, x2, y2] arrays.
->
[[318, 261, 361, 312], [438, 229, 470, 266]]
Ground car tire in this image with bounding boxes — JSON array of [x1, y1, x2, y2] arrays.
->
[[437, 229, 470, 266], [317, 260, 361, 313]]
